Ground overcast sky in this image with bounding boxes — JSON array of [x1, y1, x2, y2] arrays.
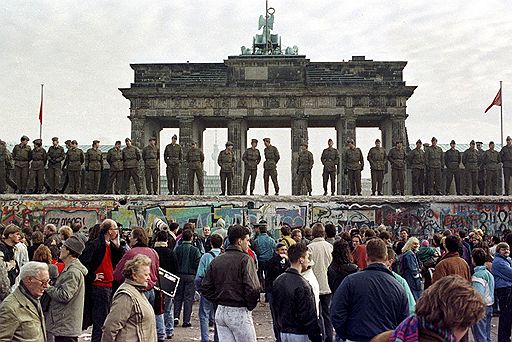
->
[[2, 0, 512, 194]]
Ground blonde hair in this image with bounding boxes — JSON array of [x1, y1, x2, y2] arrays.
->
[[122, 254, 151, 280], [59, 226, 73, 240], [402, 237, 420, 253]]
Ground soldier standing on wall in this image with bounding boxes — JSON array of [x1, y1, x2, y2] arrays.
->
[[218, 141, 236, 196], [343, 138, 364, 196], [186, 141, 205, 195], [387, 140, 407, 196], [85, 140, 103, 194], [106, 141, 123, 195], [164, 134, 182, 195], [0, 140, 9, 194], [12, 135, 31, 194], [142, 137, 159, 195], [29, 139, 47, 194], [444, 140, 462, 195], [263, 138, 280, 196], [1, 141, 17, 193], [321, 138, 339, 196], [367, 138, 386, 196], [59, 140, 72, 193], [297, 142, 314, 196], [500, 136, 512, 196], [425, 137, 443, 195], [241, 139, 261, 196], [408, 139, 425, 196], [483, 141, 501, 196], [64, 140, 84, 194], [122, 137, 142, 195], [462, 140, 479, 195], [476, 141, 486, 195], [47, 137, 65, 194]]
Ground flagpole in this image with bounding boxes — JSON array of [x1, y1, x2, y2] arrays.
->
[[39, 84, 44, 140], [501, 80, 503, 147]]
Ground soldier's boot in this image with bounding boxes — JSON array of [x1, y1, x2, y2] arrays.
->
[[308, 192, 312, 196], [331, 192, 335, 196]]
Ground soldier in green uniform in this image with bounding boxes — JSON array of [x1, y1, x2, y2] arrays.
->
[[263, 138, 280, 196], [408, 140, 425, 196], [12, 135, 31, 194], [29, 139, 47, 194], [106, 140, 123, 194], [321, 138, 339, 196], [425, 137, 444, 195], [1, 141, 17, 193], [367, 138, 386, 196], [217, 141, 236, 196], [242, 139, 261, 195], [483, 141, 501, 195], [164, 134, 183, 195], [186, 141, 205, 195], [64, 140, 84, 194], [46, 137, 65, 194], [462, 140, 479, 195], [343, 138, 364, 196], [142, 137, 159, 195], [444, 140, 462, 195], [500, 136, 512, 196], [122, 137, 142, 195], [0, 140, 8, 193], [85, 140, 103, 194], [388, 140, 407, 196], [476, 141, 486, 195], [297, 142, 314, 196], [59, 140, 72, 193]]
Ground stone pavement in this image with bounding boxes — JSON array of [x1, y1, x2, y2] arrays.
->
[[78, 301, 498, 341]]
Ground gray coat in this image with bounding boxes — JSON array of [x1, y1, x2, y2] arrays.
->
[[45, 259, 88, 337]]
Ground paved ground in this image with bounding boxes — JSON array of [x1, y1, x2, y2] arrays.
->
[[79, 301, 498, 341]]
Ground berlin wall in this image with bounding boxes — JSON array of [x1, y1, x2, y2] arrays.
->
[[1, 195, 512, 239]]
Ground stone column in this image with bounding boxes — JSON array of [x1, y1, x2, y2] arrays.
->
[[336, 113, 356, 195], [291, 116, 309, 195], [228, 118, 247, 195], [130, 116, 146, 148], [178, 117, 194, 194]]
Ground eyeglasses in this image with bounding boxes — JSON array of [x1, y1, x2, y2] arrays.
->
[[32, 277, 50, 286]]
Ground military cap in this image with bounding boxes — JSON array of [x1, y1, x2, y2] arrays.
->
[[470, 140, 475, 145], [476, 141, 483, 145], [489, 141, 495, 145], [125, 137, 131, 142], [416, 139, 422, 144], [328, 138, 333, 143], [71, 140, 78, 145], [251, 138, 258, 144], [172, 134, 178, 140], [93, 140, 100, 144], [33, 139, 42, 145], [52, 137, 59, 142], [149, 136, 156, 141], [301, 142, 308, 147], [375, 139, 381, 143], [20, 135, 29, 142], [507, 136, 512, 141], [450, 140, 456, 145], [115, 140, 121, 145], [191, 141, 197, 145], [431, 137, 437, 142], [395, 140, 403, 145], [225, 141, 234, 147], [346, 138, 354, 144], [263, 138, 271, 143], [64, 139, 71, 145]]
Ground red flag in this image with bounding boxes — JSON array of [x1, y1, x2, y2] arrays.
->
[[38, 91, 43, 124], [484, 88, 502, 113]]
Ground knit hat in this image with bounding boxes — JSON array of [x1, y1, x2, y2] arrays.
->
[[63, 235, 85, 255], [421, 240, 430, 247]]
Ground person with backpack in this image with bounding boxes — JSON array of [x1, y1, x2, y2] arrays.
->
[[472, 248, 494, 342], [195, 234, 223, 342]]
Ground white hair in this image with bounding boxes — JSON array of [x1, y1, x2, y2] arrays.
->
[[19, 261, 48, 280], [44, 224, 57, 233]]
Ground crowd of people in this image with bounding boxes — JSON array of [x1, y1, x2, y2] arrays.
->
[[0, 216, 511, 341], [2, 133, 512, 197]]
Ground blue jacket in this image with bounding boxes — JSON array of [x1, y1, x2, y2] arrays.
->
[[331, 263, 409, 342], [492, 254, 512, 289], [252, 233, 276, 263]]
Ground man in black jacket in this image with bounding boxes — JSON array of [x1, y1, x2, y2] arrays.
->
[[331, 238, 409, 342], [201, 224, 260, 342], [272, 243, 322, 342], [79, 219, 122, 342]]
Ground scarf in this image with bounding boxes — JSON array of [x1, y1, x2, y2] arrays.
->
[[390, 315, 456, 342]]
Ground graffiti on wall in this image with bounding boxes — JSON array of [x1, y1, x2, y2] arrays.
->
[[1, 197, 512, 238]]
